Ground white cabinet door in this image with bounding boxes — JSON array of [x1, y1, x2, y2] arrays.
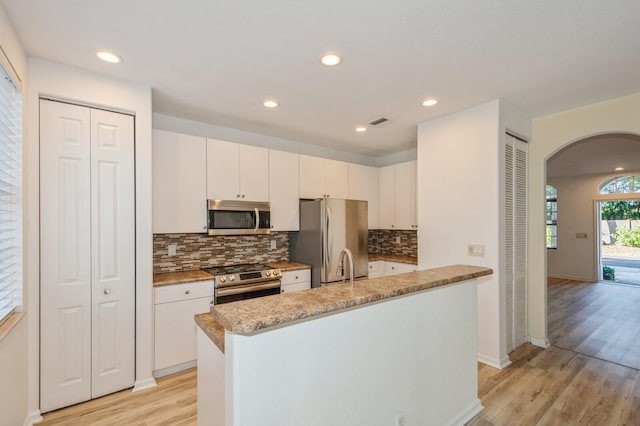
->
[[40, 100, 135, 412], [239, 145, 269, 202], [269, 150, 300, 231], [299, 155, 326, 198], [385, 261, 404, 276], [378, 165, 395, 229], [152, 130, 207, 233], [368, 261, 382, 278], [325, 159, 349, 199], [154, 296, 214, 371], [395, 161, 417, 230], [207, 139, 240, 200], [280, 269, 311, 294], [349, 164, 379, 229]]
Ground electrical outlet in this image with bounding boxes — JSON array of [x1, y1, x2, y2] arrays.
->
[[467, 244, 485, 257], [168, 244, 177, 256], [396, 236, 401, 244], [270, 240, 277, 250], [395, 413, 406, 426]]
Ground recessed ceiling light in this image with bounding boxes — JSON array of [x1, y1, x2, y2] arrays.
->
[[421, 98, 438, 107], [321, 53, 342, 67], [355, 126, 367, 133], [614, 167, 624, 171], [96, 50, 123, 64], [263, 100, 279, 108]]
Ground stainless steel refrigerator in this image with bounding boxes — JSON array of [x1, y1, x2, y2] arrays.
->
[[290, 198, 368, 287]]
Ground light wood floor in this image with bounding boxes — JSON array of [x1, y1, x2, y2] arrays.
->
[[39, 369, 197, 426], [547, 277, 640, 370]]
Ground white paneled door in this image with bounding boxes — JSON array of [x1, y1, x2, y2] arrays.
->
[[40, 100, 135, 412]]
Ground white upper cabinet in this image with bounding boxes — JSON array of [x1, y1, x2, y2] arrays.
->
[[207, 139, 269, 202], [395, 161, 417, 230], [378, 165, 396, 229], [269, 149, 300, 231], [152, 130, 207, 233], [348, 163, 379, 229], [378, 161, 417, 230], [299, 155, 348, 199]]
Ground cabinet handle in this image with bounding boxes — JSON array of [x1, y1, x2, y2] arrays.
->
[[237, 194, 241, 198], [104, 289, 110, 295], [185, 290, 190, 295], [281, 289, 285, 293], [295, 276, 299, 280], [210, 300, 214, 305], [242, 194, 245, 198], [391, 224, 395, 228]]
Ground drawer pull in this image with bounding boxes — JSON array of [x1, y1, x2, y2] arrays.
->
[[185, 290, 190, 295]]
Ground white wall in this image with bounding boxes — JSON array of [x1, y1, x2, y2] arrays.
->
[[417, 100, 531, 368], [153, 112, 416, 167], [546, 170, 640, 282], [0, 2, 30, 425], [225, 280, 480, 426], [530, 92, 640, 343], [417, 100, 505, 367], [25, 58, 155, 417]]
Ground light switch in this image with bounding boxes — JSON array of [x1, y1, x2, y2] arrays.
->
[[576, 233, 587, 239], [396, 236, 401, 244], [271, 240, 277, 250], [168, 244, 177, 256], [467, 244, 485, 257]]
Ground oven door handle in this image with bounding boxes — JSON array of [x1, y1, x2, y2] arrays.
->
[[216, 280, 281, 297], [254, 207, 260, 231]]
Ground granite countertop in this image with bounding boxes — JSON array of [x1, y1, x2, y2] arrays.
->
[[153, 270, 213, 286], [211, 264, 492, 335], [153, 261, 312, 286], [195, 313, 225, 353], [265, 261, 311, 272], [368, 253, 418, 264]]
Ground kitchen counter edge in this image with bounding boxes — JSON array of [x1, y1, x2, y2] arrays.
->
[[153, 261, 312, 286], [211, 264, 492, 335]]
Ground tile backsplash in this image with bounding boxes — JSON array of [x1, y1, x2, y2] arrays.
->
[[154, 229, 417, 273], [368, 230, 417, 257], [153, 232, 289, 273]]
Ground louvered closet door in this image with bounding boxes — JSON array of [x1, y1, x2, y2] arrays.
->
[[40, 100, 135, 412], [505, 134, 528, 353]]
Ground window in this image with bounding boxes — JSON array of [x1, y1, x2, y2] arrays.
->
[[0, 63, 23, 324], [546, 185, 557, 249], [599, 175, 640, 194]]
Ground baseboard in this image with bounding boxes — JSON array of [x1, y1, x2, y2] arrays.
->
[[548, 274, 593, 282], [132, 377, 157, 393], [445, 399, 484, 426], [25, 410, 43, 425], [152, 360, 197, 379], [477, 353, 512, 369], [530, 336, 550, 348]]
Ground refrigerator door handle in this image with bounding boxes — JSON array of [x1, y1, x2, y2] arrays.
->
[[326, 206, 332, 267]]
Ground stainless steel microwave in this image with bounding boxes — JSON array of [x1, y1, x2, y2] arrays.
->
[[207, 200, 271, 235]]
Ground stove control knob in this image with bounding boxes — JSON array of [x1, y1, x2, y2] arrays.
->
[[273, 270, 280, 276], [219, 276, 226, 283], [229, 275, 235, 282], [265, 270, 271, 277]]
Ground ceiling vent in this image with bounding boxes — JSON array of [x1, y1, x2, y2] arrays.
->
[[369, 117, 388, 126]]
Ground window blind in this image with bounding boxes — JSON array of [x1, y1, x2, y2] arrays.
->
[[0, 63, 22, 324]]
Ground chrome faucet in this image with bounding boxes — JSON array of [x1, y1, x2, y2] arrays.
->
[[337, 248, 355, 288]]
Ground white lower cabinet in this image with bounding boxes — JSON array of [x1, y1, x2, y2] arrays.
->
[[154, 280, 214, 377], [281, 269, 311, 294], [370, 261, 417, 278], [368, 261, 382, 278]]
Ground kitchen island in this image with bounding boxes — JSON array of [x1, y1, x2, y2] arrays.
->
[[196, 264, 492, 426]]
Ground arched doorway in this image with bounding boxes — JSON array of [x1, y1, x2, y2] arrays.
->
[[545, 133, 640, 369]]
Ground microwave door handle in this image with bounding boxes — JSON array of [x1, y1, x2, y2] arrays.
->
[[254, 208, 260, 231]]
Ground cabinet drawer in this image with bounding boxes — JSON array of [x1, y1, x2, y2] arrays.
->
[[281, 269, 311, 285], [368, 261, 381, 273], [281, 281, 310, 294], [155, 280, 214, 304]]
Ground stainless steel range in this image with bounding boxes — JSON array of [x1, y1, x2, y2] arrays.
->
[[205, 263, 282, 304]]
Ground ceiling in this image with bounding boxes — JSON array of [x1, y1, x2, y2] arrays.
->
[[547, 134, 640, 178], [3, 1, 640, 157]]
